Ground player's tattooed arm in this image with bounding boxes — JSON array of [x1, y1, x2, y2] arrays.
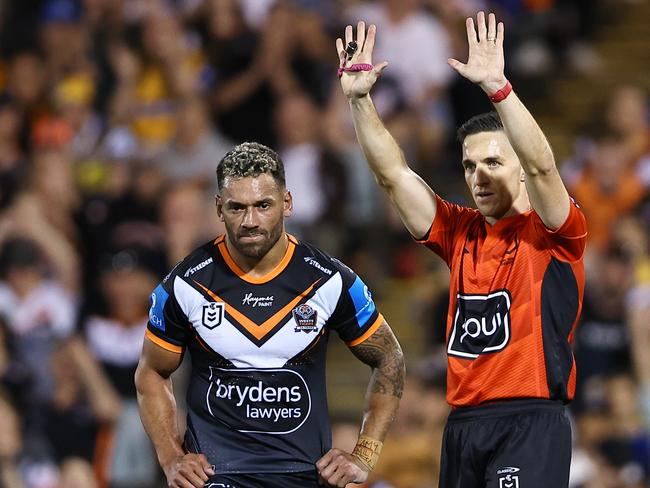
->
[[317, 320, 405, 484], [350, 321, 405, 397]]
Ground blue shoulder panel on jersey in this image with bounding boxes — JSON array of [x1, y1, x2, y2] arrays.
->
[[348, 276, 376, 327], [149, 284, 169, 331]]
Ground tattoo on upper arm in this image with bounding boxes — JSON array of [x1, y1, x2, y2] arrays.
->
[[350, 322, 405, 397]]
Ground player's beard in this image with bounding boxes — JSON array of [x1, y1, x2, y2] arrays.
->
[[231, 222, 284, 260]]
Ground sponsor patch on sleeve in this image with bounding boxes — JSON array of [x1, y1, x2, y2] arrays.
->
[[149, 284, 169, 331], [348, 276, 376, 327]]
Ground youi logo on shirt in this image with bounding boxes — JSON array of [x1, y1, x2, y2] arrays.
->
[[205, 367, 311, 434], [448, 290, 512, 359]]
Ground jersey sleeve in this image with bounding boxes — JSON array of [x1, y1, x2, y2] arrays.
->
[[146, 274, 190, 354], [415, 194, 478, 266], [534, 197, 588, 262], [327, 259, 383, 347]]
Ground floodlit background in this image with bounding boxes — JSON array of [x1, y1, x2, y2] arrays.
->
[[0, 0, 648, 487]]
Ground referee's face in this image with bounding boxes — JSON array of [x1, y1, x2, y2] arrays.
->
[[462, 131, 526, 223], [217, 173, 293, 259]]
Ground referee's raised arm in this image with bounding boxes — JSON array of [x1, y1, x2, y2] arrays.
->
[[448, 11, 571, 230], [336, 22, 437, 240]]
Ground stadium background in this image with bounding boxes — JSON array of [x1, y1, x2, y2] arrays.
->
[[0, 0, 648, 487]]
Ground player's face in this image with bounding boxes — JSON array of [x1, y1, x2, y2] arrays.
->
[[217, 174, 292, 259], [461, 131, 525, 223]]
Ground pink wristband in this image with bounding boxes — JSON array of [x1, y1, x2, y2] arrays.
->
[[489, 80, 513, 103], [337, 63, 374, 78]]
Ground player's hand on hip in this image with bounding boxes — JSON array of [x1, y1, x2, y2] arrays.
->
[[316, 448, 369, 487], [163, 453, 215, 488], [448, 11, 507, 95], [335, 21, 388, 100]]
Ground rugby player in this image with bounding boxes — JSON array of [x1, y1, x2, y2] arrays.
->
[[135, 142, 405, 488], [338, 12, 586, 488]]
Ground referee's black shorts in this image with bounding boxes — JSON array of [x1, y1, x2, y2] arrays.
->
[[439, 399, 571, 488]]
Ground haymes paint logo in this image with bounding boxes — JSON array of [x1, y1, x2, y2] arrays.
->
[[205, 368, 311, 434]]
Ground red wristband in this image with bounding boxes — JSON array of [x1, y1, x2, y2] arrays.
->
[[489, 80, 512, 103]]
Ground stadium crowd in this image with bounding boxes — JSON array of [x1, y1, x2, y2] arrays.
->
[[0, 0, 648, 487]]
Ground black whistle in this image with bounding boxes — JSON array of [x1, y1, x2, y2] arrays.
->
[[345, 41, 358, 59]]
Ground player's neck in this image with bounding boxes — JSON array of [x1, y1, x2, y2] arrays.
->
[[225, 232, 290, 277]]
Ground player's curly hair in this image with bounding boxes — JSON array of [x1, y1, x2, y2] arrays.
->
[[216, 142, 285, 190]]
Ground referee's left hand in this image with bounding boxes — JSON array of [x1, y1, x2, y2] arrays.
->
[[316, 448, 369, 487], [447, 11, 507, 96]]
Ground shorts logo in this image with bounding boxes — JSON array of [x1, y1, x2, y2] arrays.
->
[[202, 302, 224, 329], [448, 290, 511, 359], [497, 466, 520, 487], [292, 304, 318, 333], [498, 475, 519, 488]]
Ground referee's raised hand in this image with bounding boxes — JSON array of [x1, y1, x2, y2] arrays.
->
[[336, 21, 388, 100], [448, 11, 507, 96]]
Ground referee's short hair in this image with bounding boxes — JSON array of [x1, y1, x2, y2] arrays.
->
[[216, 142, 286, 190], [457, 112, 504, 143]]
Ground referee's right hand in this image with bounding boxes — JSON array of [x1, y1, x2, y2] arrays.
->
[[163, 453, 215, 488]]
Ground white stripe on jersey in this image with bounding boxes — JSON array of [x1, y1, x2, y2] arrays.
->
[[173, 273, 343, 368]]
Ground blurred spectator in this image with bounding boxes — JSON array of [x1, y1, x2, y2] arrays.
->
[[492, 0, 603, 77], [274, 93, 347, 248], [573, 375, 649, 487], [0, 237, 76, 406], [206, 0, 333, 147], [346, 0, 453, 108], [39, 0, 93, 84], [0, 237, 77, 486], [566, 129, 649, 253], [345, 0, 454, 163], [109, 7, 209, 156], [605, 84, 650, 164], [53, 72, 103, 160], [0, 96, 27, 209], [206, 0, 275, 145], [2, 50, 50, 146], [160, 182, 223, 266], [45, 338, 120, 479], [80, 248, 159, 488], [2, 147, 81, 292], [574, 244, 635, 409], [159, 96, 232, 184], [0, 391, 26, 488]]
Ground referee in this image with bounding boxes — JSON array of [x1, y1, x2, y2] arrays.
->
[[337, 12, 586, 488]]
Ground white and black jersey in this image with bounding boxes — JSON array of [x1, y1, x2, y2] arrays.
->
[[146, 234, 383, 474]]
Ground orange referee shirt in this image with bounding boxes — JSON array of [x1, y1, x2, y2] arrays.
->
[[418, 196, 587, 407]]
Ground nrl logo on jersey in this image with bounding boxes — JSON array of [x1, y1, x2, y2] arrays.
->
[[184, 257, 213, 278], [202, 302, 224, 329], [303, 257, 332, 275], [292, 304, 318, 333]]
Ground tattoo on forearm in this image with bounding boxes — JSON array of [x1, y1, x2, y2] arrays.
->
[[351, 322, 405, 397]]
